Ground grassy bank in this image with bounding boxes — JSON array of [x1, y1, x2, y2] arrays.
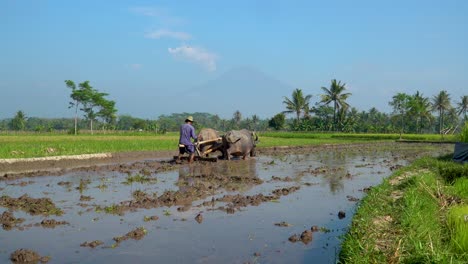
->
[[0, 132, 455, 159], [339, 156, 468, 263]]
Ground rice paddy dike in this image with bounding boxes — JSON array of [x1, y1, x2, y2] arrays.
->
[[0, 137, 456, 263], [339, 155, 468, 263]]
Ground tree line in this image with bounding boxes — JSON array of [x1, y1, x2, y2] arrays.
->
[[1, 79, 466, 134], [274, 79, 467, 135]]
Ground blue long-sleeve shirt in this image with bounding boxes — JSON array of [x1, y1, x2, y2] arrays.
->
[[179, 123, 197, 146]]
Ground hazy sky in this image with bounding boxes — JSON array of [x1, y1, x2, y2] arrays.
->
[[1, 0, 467, 119]]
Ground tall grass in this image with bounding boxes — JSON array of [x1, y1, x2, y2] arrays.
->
[[447, 205, 468, 253], [452, 178, 468, 199], [339, 159, 468, 263], [459, 122, 468, 143]]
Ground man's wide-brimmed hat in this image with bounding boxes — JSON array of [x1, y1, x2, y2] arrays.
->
[[185, 116, 194, 122]]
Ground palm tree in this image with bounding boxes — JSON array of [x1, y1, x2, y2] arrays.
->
[[431, 90, 452, 135], [283, 88, 312, 121], [320, 79, 351, 131], [409, 91, 432, 133], [389, 93, 410, 138], [457, 95, 468, 122]]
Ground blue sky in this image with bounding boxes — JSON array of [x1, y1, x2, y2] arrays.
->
[[1, 0, 467, 119]]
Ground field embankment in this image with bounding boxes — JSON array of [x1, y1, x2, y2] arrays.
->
[[339, 155, 468, 263]]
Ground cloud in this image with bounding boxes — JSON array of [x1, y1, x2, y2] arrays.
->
[[130, 7, 185, 26], [127, 64, 143, 70], [145, 29, 191, 40], [168, 45, 218, 72]]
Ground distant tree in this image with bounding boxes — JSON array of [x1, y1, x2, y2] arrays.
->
[[445, 107, 459, 133], [251, 114, 259, 131], [283, 88, 312, 121], [432, 90, 452, 135], [389, 92, 411, 138], [232, 110, 242, 129], [97, 99, 117, 129], [269, 113, 286, 130], [10, 110, 27, 131], [320, 79, 351, 131], [66, 80, 117, 134], [310, 104, 334, 131], [408, 91, 432, 133], [457, 95, 468, 122], [65, 80, 86, 135]]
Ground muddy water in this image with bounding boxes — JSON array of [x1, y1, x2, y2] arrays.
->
[[0, 143, 452, 263]]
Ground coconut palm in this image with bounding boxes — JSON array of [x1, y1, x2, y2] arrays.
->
[[431, 90, 452, 135], [283, 88, 312, 121], [320, 79, 351, 131], [457, 95, 468, 122], [389, 93, 410, 138], [409, 91, 432, 133]]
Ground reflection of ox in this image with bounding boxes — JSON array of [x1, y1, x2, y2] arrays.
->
[[178, 159, 259, 192], [196, 128, 223, 157], [222, 129, 258, 160]]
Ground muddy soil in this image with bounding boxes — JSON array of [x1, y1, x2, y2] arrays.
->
[[0, 143, 453, 264], [0, 143, 414, 178], [10, 248, 49, 263]]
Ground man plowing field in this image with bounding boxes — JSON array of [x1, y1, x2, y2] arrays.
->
[[176, 116, 198, 164]]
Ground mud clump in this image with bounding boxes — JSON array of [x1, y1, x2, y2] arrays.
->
[[195, 213, 203, 223], [113, 227, 147, 244], [270, 176, 293, 182], [39, 219, 69, 228], [8, 181, 34, 186], [217, 186, 301, 213], [346, 195, 359, 202], [300, 230, 313, 244], [10, 249, 50, 263], [79, 195, 93, 201], [80, 240, 104, 248], [274, 221, 292, 227], [272, 186, 300, 196], [0, 194, 62, 216], [288, 229, 313, 244], [57, 181, 71, 186], [1, 211, 25, 230], [338, 211, 346, 219], [144, 215, 159, 222], [288, 234, 299, 242]]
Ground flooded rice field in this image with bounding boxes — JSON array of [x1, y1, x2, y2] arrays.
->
[[0, 143, 453, 263]]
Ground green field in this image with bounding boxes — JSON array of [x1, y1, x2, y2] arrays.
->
[[0, 131, 456, 159]]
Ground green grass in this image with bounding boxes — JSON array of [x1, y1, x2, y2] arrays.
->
[[122, 174, 156, 185], [0, 131, 455, 159], [448, 205, 468, 253], [459, 122, 468, 143], [0, 133, 179, 159], [339, 157, 468, 263], [452, 178, 468, 199]]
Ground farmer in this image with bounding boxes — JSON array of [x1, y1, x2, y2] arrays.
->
[[177, 116, 198, 163]]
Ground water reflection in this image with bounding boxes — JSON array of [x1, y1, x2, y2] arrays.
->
[[177, 159, 260, 194]]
